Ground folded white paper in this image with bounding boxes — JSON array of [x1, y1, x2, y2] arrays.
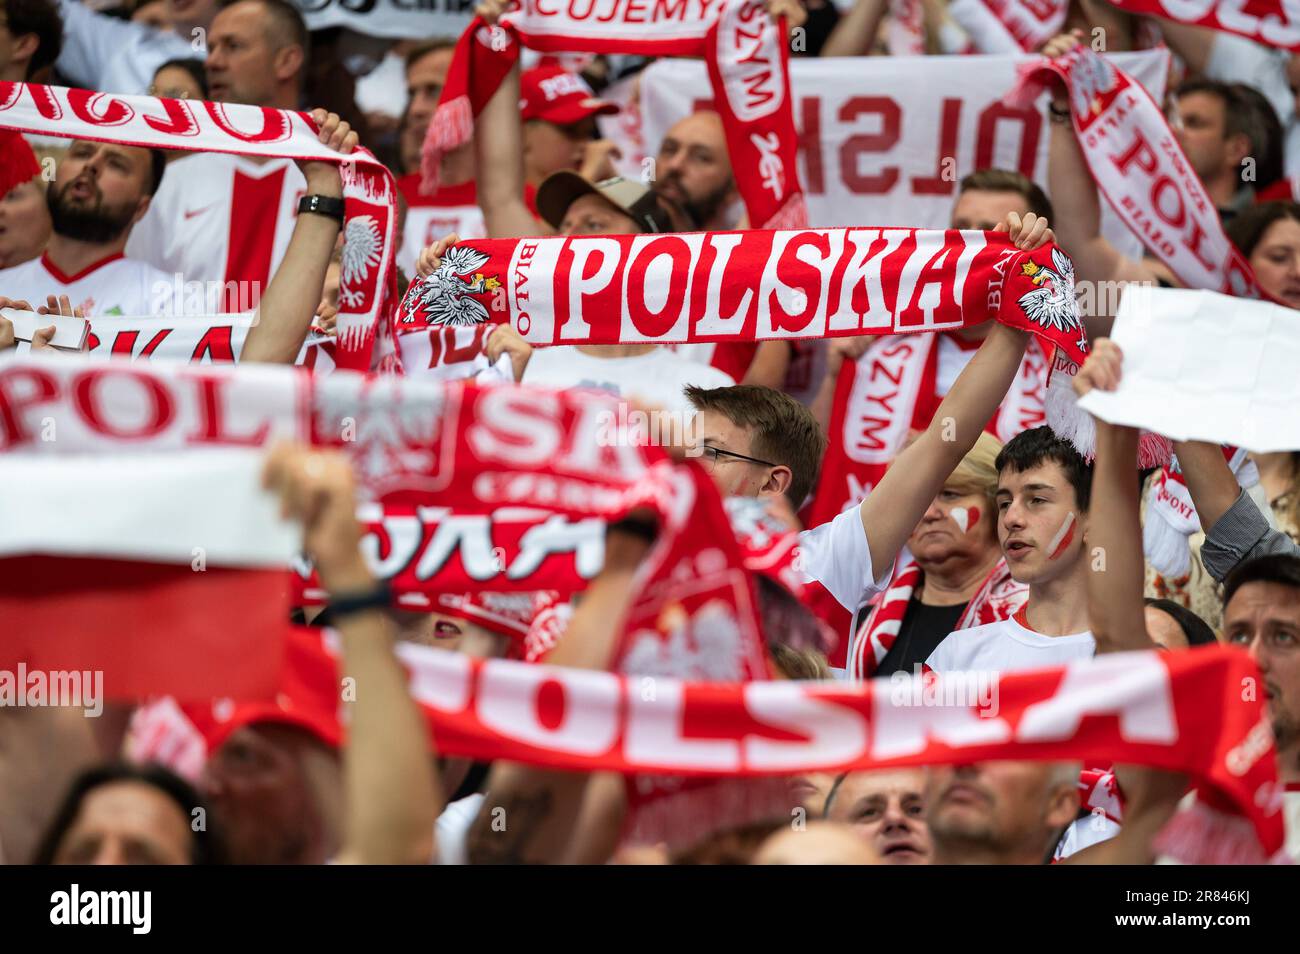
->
[[1, 308, 89, 350], [1076, 287, 1300, 451]]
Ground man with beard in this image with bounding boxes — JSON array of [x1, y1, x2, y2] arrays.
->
[[653, 111, 742, 231], [0, 139, 171, 316]]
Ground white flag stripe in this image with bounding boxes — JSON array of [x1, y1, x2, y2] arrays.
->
[[0, 450, 297, 566]]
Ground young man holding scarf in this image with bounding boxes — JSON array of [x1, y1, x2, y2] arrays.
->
[[925, 425, 1094, 673], [676, 208, 1054, 663]]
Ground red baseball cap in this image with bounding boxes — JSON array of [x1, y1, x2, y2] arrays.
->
[[520, 65, 618, 126]]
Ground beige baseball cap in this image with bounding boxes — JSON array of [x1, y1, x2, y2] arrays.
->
[[535, 172, 674, 234]]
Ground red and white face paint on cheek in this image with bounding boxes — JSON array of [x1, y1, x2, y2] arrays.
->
[[949, 505, 980, 534], [1046, 512, 1077, 560]]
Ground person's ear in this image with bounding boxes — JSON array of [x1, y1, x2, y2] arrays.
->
[[1227, 132, 1253, 174], [1045, 780, 1079, 831], [276, 43, 306, 86], [130, 194, 153, 229], [763, 465, 793, 500], [12, 33, 38, 73]]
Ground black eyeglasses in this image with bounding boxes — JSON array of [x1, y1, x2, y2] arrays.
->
[[699, 444, 777, 469]]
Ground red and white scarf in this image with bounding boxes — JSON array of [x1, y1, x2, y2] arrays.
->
[[806, 333, 1050, 533], [395, 229, 1092, 365], [1006, 46, 1260, 297], [0, 354, 697, 697], [1107, 0, 1300, 51], [848, 555, 1029, 679], [950, 0, 1069, 53], [0, 82, 397, 370], [1144, 446, 1260, 577], [268, 632, 1284, 858], [422, 1, 806, 230]]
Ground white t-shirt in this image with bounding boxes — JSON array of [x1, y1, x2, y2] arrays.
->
[[521, 346, 735, 414], [797, 502, 893, 613], [56, 0, 197, 96], [127, 153, 305, 309], [926, 614, 1095, 674], [0, 252, 175, 317]]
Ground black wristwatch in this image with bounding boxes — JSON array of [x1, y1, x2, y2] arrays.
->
[[299, 194, 346, 225], [327, 581, 392, 619]]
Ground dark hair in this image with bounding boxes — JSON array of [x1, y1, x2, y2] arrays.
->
[[405, 38, 458, 75], [1226, 200, 1300, 259], [1223, 553, 1300, 609], [146, 148, 167, 195], [219, 0, 309, 65], [154, 56, 209, 99], [1143, 598, 1218, 647], [994, 425, 1093, 511], [684, 384, 828, 507], [959, 168, 1054, 222], [30, 762, 226, 865], [1228, 83, 1284, 189], [4, 0, 64, 79], [1174, 78, 1257, 150]]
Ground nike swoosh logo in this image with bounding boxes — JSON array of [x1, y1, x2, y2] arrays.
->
[[183, 205, 215, 219]]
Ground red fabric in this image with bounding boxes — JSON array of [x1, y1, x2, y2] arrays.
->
[[519, 65, 617, 124], [1106, 0, 1300, 51], [421, 4, 806, 230], [0, 555, 287, 703], [279, 630, 1286, 857], [397, 172, 478, 209], [0, 129, 38, 196], [1006, 46, 1261, 297], [848, 556, 1028, 678], [0, 82, 397, 371]]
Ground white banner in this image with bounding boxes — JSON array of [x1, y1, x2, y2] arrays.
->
[[293, 0, 475, 40], [1077, 287, 1300, 451], [641, 50, 1168, 242]]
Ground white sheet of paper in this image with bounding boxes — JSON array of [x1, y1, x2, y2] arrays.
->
[[1075, 287, 1300, 451], [1, 308, 89, 350]]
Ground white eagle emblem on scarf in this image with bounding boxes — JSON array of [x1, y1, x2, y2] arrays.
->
[[338, 215, 382, 308], [1017, 247, 1084, 346], [407, 246, 500, 327]]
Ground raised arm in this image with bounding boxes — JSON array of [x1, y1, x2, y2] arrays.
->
[[1178, 439, 1300, 581], [853, 211, 1048, 572], [466, 524, 652, 864], [819, 0, 887, 57], [1042, 32, 1168, 305], [1072, 340, 1153, 653], [240, 111, 353, 364], [861, 319, 1029, 573], [263, 445, 441, 865], [472, 33, 545, 238]]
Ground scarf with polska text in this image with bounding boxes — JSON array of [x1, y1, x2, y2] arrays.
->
[[1104, 0, 1300, 52], [421, 1, 806, 230], [257, 631, 1283, 860], [0, 82, 397, 370], [394, 228, 1092, 366], [0, 354, 772, 701], [1005, 46, 1260, 298]]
